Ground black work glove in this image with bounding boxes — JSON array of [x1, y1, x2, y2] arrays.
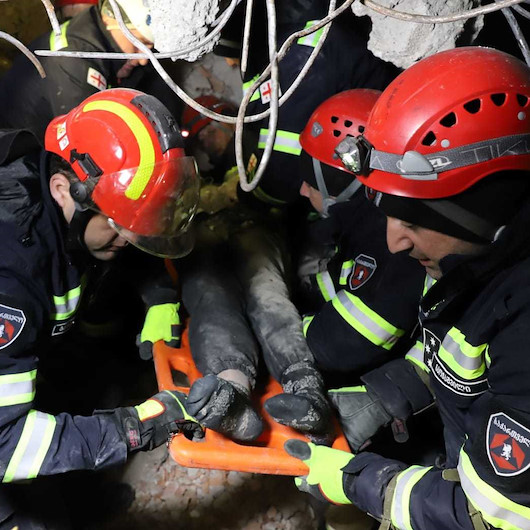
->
[[98, 390, 202, 452]]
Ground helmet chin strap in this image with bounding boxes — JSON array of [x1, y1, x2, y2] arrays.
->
[[65, 202, 94, 258], [312, 157, 362, 217]]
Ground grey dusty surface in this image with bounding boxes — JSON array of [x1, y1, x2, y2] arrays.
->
[[90, 444, 319, 530]]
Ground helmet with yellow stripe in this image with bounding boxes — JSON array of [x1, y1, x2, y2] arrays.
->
[[45, 87, 200, 258]]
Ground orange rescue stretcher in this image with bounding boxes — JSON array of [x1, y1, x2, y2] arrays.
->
[[153, 329, 351, 476]]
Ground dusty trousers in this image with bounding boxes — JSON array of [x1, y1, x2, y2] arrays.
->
[[180, 206, 316, 387]]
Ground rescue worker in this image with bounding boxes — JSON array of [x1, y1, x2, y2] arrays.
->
[[285, 47, 530, 529], [265, 90, 426, 452], [178, 96, 333, 442], [181, 94, 237, 182], [0, 0, 181, 140], [0, 87, 200, 527], [235, 4, 401, 207]]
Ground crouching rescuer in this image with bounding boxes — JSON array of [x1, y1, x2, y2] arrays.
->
[[0, 87, 201, 527]]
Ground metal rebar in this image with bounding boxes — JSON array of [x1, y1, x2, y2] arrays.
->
[[0, 31, 46, 78], [363, 0, 525, 23]]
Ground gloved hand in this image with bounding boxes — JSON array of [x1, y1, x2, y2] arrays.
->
[[99, 390, 202, 452], [137, 303, 182, 360], [264, 360, 333, 441], [186, 374, 263, 442], [284, 439, 354, 505], [328, 385, 392, 452]]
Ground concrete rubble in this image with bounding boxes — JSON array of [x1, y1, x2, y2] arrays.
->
[[350, 0, 484, 68]]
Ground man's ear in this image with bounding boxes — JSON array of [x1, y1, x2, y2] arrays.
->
[[49, 172, 71, 208], [49, 173, 76, 222]]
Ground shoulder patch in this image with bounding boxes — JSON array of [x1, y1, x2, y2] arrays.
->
[[0, 304, 26, 349], [259, 79, 282, 104], [349, 254, 377, 290], [87, 67, 107, 91], [487, 412, 530, 476]]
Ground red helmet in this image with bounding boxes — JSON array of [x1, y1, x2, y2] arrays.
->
[[300, 88, 381, 172], [55, 0, 97, 6], [181, 95, 235, 138], [343, 47, 530, 199], [45, 88, 200, 258]]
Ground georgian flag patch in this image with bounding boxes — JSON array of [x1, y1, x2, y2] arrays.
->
[[0, 304, 26, 349], [487, 412, 530, 476], [87, 67, 107, 91]]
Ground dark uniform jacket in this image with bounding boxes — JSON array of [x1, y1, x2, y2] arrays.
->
[[0, 6, 181, 141], [0, 133, 126, 490], [342, 199, 530, 529], [301, 193, 425, 380], [242, 15, 401, 207]]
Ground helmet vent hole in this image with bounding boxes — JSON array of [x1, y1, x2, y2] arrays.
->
[[440, 112, 457, 127], [463, 99, 481, 114], [491, 93, 506, 106], [358, 125, 365, 133], [333, 130, 341, 137], [517, 94, 529, 107], [331, 116, 339, 123], [421, 131, 437, 146], [344, 120, 353, 128]]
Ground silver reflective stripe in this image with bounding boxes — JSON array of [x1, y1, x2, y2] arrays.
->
[[441, 333, 485, 373], [3, 410, 56, 482], [340, 260, 354, 286], [334, 290, 404, 349], [0, 370, 36, 406], [297, 20, 325, 48], [458, 448, 530, 530], [52, 284, 82, 320], [316, 270, 336, 301], [391, 465, 432, 530], [423, 274, 436, 296], [405, 341, 427, 371], [258, 129, 302, 155]]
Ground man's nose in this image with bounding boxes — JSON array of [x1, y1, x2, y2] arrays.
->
[[386, 217, 413, 254], [299, 181, 310, 198]]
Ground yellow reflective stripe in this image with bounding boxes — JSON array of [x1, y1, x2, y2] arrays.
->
[[49, 20, 70, 51], [258, 128, 302, 155], [328, 385, 366, 394], [339, 260, 354, 286], [0, 370, 36, 407], [458, 448, 530, 530], [438, 327, 487, 380], [332, 290, 405, 350], [316, 270, 335, 302], [390, 465, 432, 530], [405, 340, 429, 373], [252, 186, 288, 206], [297, 20, 325, 48], [83, 100, 155, 200], [242, 74, 260, 102], [52, 284, 81, 320], [303, 314, 314, 336], [3, 410, 56, 482], [485, 346, 492, 369], [422, 274, 436, 296]]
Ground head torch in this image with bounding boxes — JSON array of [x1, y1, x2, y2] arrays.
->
[[334, 135, 373, 175]]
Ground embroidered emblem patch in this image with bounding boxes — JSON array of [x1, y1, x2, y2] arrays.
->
[[87, 67, 107, 91], [349, 254, 377, 290], [487, 412, 530, 476], [0, 304, 26, 349]]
